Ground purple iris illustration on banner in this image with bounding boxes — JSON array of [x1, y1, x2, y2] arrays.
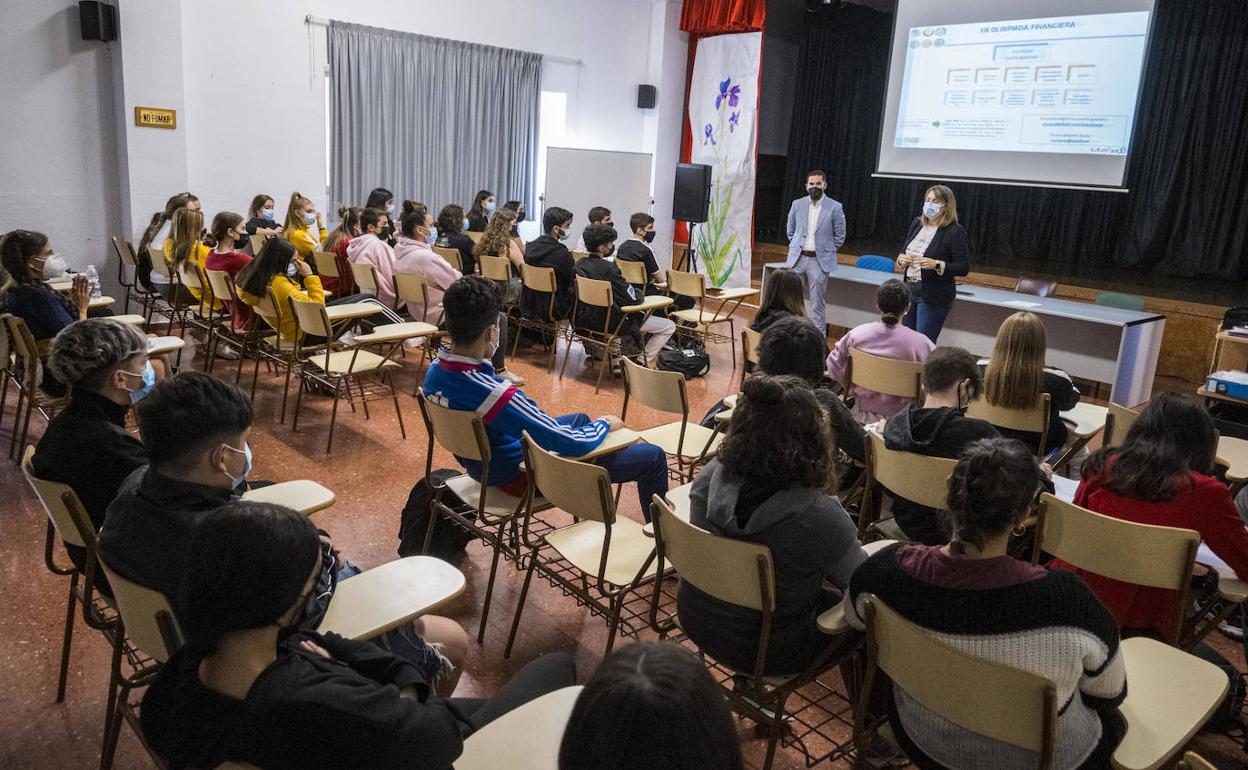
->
[[729, 112, 740, 132], [703, 123, 716, 145], [716, 78, 740, 110]]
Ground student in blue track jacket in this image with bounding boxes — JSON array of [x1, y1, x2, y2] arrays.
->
[[422, 276, 668, 519]]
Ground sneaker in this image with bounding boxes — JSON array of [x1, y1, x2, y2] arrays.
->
[[499, 369, 526, 386], [214, 345, 240, 361], [339, 330, 356, 347], [1219, 619, 1245, 641], [402, 338, 425, 350]]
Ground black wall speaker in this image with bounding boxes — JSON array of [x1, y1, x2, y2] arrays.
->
[[637, 84, 657, 109], [672, 163, 712, 223], [79, 1, 117, 42]]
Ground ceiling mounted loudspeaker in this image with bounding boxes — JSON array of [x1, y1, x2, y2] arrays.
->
[[637, 84, 657, 110], [79, 0, 117, 42]]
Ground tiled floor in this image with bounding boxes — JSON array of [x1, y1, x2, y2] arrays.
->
[[1, 317, 1245, 769]]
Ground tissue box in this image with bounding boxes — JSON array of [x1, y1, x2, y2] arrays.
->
[[1206, 370, 1248, 400]]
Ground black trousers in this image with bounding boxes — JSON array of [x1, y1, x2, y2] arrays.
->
[[452, 652, 576, 731]]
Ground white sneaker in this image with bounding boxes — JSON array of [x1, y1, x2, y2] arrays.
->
[[339, 330, 356, 346], [499, 369, 526, 386], [214, 345, 240, 360]]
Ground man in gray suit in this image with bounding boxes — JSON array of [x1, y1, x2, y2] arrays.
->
[[785, 169, 846, 335]]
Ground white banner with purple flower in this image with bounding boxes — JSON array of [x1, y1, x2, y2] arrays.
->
[[688, 32, 761, 289]]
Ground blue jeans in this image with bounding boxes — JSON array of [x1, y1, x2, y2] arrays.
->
[[557, 413, 669, 521], [902, 282, 952, 343]]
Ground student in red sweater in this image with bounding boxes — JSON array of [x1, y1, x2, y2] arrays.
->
[[204, 212, 253, 332], [1056, 393, 1248, 641]]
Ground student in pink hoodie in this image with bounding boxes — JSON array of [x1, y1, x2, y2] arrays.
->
[[826, 279, 935, 423], [346, 208, 399, 309]]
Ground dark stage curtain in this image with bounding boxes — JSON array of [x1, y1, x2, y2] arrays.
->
[[783, 0, 1248, 281]]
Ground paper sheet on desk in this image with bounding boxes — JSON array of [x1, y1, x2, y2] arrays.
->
[[1198, 543, 1232, 576], [1051, 474, 1078, 503], [1003, 300, 1041, 308]]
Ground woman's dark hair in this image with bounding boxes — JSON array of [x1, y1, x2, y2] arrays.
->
[[543, 206, 573, 235], [365, 187, 393, 210], [923, 346, 982, 398], [1082, 393, 1218, 502], [437, 204, 465, 236], [443, 276, 500, 345], [876, 279, 911, 326], [719, 374, 836, 490], [469, 189, 493, 218], [236, 237, 296, 298], [558, 642, 744, 770], [325, 206, 363, 253], [757, 316, 826, 385], [180, 502, 321, 655], [359, 207, 386, 232], [0, 229, 49, 288], [756, 269, 807, 322], [137, 192, 198, 260], [210, 211, 245, 244], [247, 194, 274, 219], [136, 371, 253, 473], [401, 203, 430, 238], [946, 437, 1042, 555]]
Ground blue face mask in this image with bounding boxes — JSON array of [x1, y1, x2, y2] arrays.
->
[[261, 208, 276, 221], [922, 201, 943, 219], [120, 361, 156, 404], [463, 217, 470, 231], [222, 441, 253, 488], [386, 203, 395, 216], [304, 212, 317, 226], [286, 262, 298, 279], [485, 201, 496, 214], [426, 227, 438, 245], [557, 227, 571, 242]]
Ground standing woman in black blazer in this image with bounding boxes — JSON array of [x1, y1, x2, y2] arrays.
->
[[895, 185, 969, 342]]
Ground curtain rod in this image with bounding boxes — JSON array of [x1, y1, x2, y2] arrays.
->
[[304, 14, 582, 65]]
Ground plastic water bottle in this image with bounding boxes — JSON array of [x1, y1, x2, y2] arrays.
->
[[84, 265, 101, 298]]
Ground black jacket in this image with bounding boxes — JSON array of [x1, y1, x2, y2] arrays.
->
[[903, 218, 970, 306], [142, 631, 470, 770], [435, 232, 476, 276], [521, 235, 575, 320], [883, 406, 1000, 544], [572, 256, 641, 338], [466, 212, 488, 233], [32, 391, 147, 573]]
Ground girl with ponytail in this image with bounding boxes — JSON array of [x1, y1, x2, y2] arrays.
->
[[165, 207, 216, 306], [322, 206, 362, 294], [282, 192, 326, 263], [136, 192, 200, 290], [825, 278, 935, 423]]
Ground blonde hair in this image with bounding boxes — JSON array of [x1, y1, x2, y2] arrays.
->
[[169, 208, 204, 270], [283, 192, 314, 233], [474, 209, 518, 259], [983, 311, 1046, 410], [921, 184, 958, 228]]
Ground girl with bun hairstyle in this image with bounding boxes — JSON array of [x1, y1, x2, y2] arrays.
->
[[322, 206, 363, 295]]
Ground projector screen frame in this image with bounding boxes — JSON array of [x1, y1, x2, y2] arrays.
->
[[872, 0, 1158, 192]]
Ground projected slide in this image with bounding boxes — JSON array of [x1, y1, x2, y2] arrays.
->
[[893, 12, 1150, 157]]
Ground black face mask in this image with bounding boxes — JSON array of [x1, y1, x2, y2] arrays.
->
[[808, 187, 824, 201], [516, 210, 526, 222], [643, 231, 656, 244], [603, 246, 616, 259]]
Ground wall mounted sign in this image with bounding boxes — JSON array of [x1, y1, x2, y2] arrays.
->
[[134, 106, 177, 129]]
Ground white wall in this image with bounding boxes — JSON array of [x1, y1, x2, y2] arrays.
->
[[0, 0, 125, 284]]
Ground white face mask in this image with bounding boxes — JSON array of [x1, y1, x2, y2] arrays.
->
[[485, 324, 500, 361], [41, 253, 69, 279]]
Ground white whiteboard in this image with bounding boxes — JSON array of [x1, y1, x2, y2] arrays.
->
[[542, 148, 653, 240]]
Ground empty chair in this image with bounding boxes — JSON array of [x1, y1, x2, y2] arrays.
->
[[620, 357, 723, 482], [1096, 291, 1147, 311], [666, 269, 758, 368], [1013, 277, 1058, 297], [855, 254, 896, 273]]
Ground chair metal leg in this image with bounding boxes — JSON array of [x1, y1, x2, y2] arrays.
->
[[358, 378, 371, 420], [292, 370, 306, 433], [7, 386, 25, 459], [99, 628, 125, 770], [99, 681, 129, 770], [325, 386, 341, 454], [250, 356, 262, 402], [16, 393, 35, 461], [477, 522, 509, 644], [390, 379, 406, 439], [56, 573, 79, 703], [279, 361, 293, 424], [558, 337, 575, 381], [503, 553, 540, 659], [603, 592, 625, 655]]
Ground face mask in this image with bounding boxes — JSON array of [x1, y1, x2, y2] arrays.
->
[[222, 441, 253, 488], [386, 203, 395, 215], [808, 187, 824, 201], [119, 361, 156, 404], [923, 201, 943, 219], [603, 246, 616, 259], [286, 262, 298, 279], [426, 227, 438, 245], [557, 227, 570, 242], [485, 325, 500, 361], [485, 201, 496, 214], [304, 212, 317, 226], [463, 217, 470, 231], [643, 231, 656, 244], [261, 208, 276, 221], [42, 253, 69, 279]]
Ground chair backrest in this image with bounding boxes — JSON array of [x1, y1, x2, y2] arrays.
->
[[311, 251, 339, 278], [621, 356, 688, 417], [847, 348, 923, 401], [571, 250, 589, 262], [741, 327, 762, 368], [652, 497, 773, 612], [288, 296, 333, 341], [666, 269, 705, 299], [0, 313, 11, 375], [1014, 278, 1058, 298], [6, 314, 43, 387], [177, 260, 205, 292], [148, 245, 172, 280], [1179, 752, 1220, 770], [478, 253, 512, 282], [22, 447, 95, 551], [617, 259, 648, 287], [350, 261, 379, 295], [394, 272, 430, 319], [96, 556, 182, 663], [575, 275, 613, 309], [204, 269, 235, 305], [521, 433, 614, 525], [1103, 402, 1140, 449], [432, 246, 463, 272], [865, 431, 955, 511], [1096, 292, 1146, 311], [111, 236, 138, 286], [855, 255, 896, 273], [466, 231, 484, 245], [417, 390, 491, 463], [967, 393, 1050, 444], [860, 595, 1057, 756], [520, 263, 557, 294]]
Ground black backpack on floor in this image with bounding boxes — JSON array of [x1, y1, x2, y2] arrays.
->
[[397, 470, 475, 563]]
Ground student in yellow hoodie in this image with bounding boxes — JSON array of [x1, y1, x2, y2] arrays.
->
[[164, 207, 217, 307], [235, 238, 403, 344], [282, 191, 328, 262]]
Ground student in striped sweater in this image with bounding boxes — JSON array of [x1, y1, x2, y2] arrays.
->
[[846, 437, 1126, 770]]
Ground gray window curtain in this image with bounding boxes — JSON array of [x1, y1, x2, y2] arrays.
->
[[328, 21, 541, 223]]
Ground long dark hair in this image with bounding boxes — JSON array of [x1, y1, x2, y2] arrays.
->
[[437, 204, 465, 236], [468, 189, 493, 219], [236, 237, 296, 298], [0, 229, 49, 289], [718, 374, 836, 490], [946, 438, 1043, 555], [180, 502, 321, 655], [877, 279, 911, 326], [1082, 393, 1218, 502], [558, 642, 744, 770], [365, 187, 393, 210]]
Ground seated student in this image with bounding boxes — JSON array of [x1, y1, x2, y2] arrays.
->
[[395, 204, 460, 323], [750, 267, 807, 334], [244, 194, 282, 239], [0, 229, 91, 396], [826, 279, 934, 423], [847, 437, 1126, 770], [435, 204, 477, 276], [32, 319, 155, 574], [136, 192, 200, 292], [558, 642, 743, 770], [678, 375, 868, 676], [365, 187, 397, 245], [165, 206, 217, 306], [422, 276, 668, 516], [501, 200, 527, 254], [282, 191, 328, 264], [575, 206, 612, 252], [321, 206, 363, 295], [1054, 393, 1248, 639], [979, 310, 1079, 455], [757, 316, 863, 465], [522, 206, 576, 321], [205, 212, 254, 332], [573, 223, 675, 367], [466, 189, 494, 233], [141, 501, 577, 770], [882, 346, 1000, 545], [474, 209, 524, 303], [615, 213, 665, 291], [347, 207, 400, 310]]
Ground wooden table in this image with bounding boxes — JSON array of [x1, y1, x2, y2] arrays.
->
[[454, 686, 584, 770], [146, 336, 186, 356], [242, 479, 336, 515], [1216, 436, 1248, 495], [621, 295, 675, 314], [88, 295, 115, 309], [318, 555, 466, 640]]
